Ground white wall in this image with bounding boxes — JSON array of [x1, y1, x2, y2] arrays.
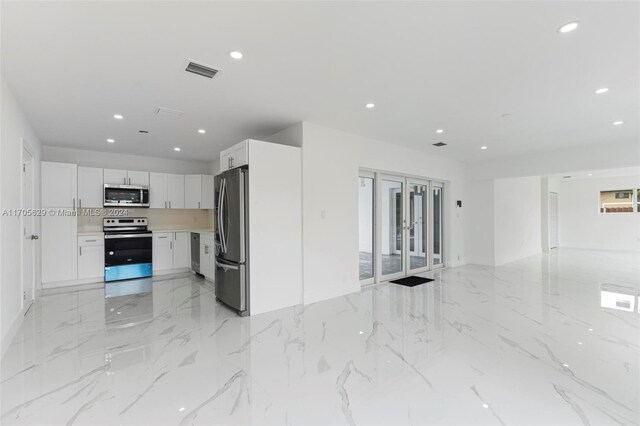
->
[[42, 145, 210, 174], [494, 176, 542, 265], [1, 77, 43, 358], [559, 175, 640, 251], [465, 180, 495, 266], [269, 122, 466, 305]]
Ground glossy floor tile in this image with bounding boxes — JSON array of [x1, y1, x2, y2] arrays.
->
[[1, 249, 639, 425]]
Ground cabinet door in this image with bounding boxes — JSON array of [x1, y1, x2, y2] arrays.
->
[[201, 175, 214, 209], [77, 167, 103, 208], [42, 214, 78, 283], [149, 173, 168, 208], [104, 169, 128, 185], [41, 162, 77, 208], [127, 170, 149, 187], [153, 233, 173, 271], [167, 174, 185, 209], [220, 153, 231, 172], [184, 175, 202, 209], [173, 232, 190, 269], [78, 244, 104, 280], [200, 242, 213, 280], [231, 143, 248, 168]]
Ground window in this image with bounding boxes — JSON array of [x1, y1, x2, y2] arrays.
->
[[599, 189, 634, 213]]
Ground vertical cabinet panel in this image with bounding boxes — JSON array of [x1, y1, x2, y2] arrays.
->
[[201, 175, 214, 209], [78, 166, 103, 208], [184, 175, 202, 209], [173, 232, 190, 269], [149, 172, 168, 208], [167, 174, 185, 209], [42, 214, 78, 283], [41, 162, 77, 208]]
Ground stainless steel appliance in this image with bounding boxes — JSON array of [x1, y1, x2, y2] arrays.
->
[[104, 218, 153, 282], [104, 185, 149, 207], [191, 232, 201, 275], [215, 166, 249, 316]]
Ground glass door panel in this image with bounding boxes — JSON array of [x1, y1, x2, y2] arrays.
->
[[358, 175, 375, 282], [407, 181, 429, 272], [432, 184, 444, 267], [381, 177, 404, 278]]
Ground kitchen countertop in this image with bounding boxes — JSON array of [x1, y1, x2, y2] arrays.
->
[[149, 228, 215, 234], [78, 231, 104, 237]]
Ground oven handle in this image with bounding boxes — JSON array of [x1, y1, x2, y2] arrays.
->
[[104, 233, 153, 239]]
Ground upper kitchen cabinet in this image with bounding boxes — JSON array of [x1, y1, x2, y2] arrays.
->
[[77, 166, 103, 208], [41, 161, 77, 208], [220, 140, 249, 172], [104, 169, 149, 186], [185, 175, 214, 209], [150, 173, 184, 208]]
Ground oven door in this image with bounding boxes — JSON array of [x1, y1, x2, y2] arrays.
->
[[104, 185, 149, 207], [104, 233, 153, 281]]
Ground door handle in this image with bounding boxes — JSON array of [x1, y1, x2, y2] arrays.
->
[[164, 201, 167, 208], [129, 177, 131, 185], [198, 201, 200, 209], [79, 246, 82, 256], [79, 199, 82, 209], [169, 201, 172, 208], [124, 177, 127, 185], [73, 198, 76, 210], [31, 235, 39, 240]]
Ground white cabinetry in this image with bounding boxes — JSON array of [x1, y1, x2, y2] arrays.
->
[[77, 167, 103, 208], [185, 175, 214, 209], [104, 169, 149, 186], [150, 173, 184, 209], [200, 233, 215, 281], [152, 231, 190, 272], [78, 236, 104, 280], [220, 140, 249, 172], [41, 161, 78, 285]]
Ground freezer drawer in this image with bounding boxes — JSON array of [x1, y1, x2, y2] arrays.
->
[[215, 258, 247, 314]]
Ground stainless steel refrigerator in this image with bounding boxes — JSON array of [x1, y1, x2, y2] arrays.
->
[[214, 166, 249, 316]]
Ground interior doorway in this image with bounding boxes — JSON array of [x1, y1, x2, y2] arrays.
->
[[359, 170, 445, 285], [549, 192, 559, 249], [21, 142, 36, 313]]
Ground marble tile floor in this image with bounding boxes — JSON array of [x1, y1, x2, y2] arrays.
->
[[1, 248, 639, 425]]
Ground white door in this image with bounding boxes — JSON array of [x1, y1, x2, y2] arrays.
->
[[78, 166, 104, 208], [406, 178, 430, 274], [173, 232, 190, 269], [41, 162, 77, 208], [201, 175, 214, 209], [104, 168, 128, 185], [431, 183, 445, 268], [21, 145, 35, 311], [184, 175, 202, 209], [149, 173, 168, 208], [167, 174, 185, 209], [549, 192, 559, 249], [153, 233, 173, 271], [378, 174, 406, 281], [127, 170, 149, 187]]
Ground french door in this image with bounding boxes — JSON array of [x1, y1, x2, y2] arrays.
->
[[362, 173, 443, 284]]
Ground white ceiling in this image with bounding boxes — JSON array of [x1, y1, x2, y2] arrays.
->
[[2, 1, 638, 163]]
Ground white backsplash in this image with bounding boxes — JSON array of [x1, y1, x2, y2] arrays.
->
[[78, 208, 213, 232]]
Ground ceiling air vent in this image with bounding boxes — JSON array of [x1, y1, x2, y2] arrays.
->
[[155, 107, 184, 118], [185, 61, 220, 79], [433, 142, 447, 147]]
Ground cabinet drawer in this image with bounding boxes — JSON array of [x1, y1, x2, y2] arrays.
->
[[78, 236, 104, 246]]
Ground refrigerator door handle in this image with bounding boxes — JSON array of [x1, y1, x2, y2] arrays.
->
[[219, 178, 227, 253], [217, 262, 239, 271]]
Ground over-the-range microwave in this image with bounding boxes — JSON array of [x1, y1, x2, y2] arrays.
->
[[103, 184, 149, 207]]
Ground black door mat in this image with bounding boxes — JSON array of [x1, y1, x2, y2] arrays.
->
[[390, 276, 434, 287]]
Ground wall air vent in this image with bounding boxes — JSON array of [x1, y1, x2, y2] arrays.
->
[[433, 142, 447, 147], [185, 61, 220, 79]]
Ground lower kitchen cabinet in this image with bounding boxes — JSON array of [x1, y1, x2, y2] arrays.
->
[[42, 214, 78, 284], [153, 231, 190, 272], [78, 236, 104, 280]]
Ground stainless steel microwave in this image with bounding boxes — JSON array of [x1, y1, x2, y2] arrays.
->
[[104, 185, 149, 207]]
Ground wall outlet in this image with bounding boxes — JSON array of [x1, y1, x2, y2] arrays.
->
[[320, 210, 326, 219]]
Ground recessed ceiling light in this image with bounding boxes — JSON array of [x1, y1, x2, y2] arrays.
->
[[229, 51, 243, 59], [558, 21, 579, 33], [365, 103, 375, 109], [174, 147, 181, 152], [113, 114, 123, 120], [595, 88, 609, 94], [106, 138, 115, 143], [436, 129, 444, 134], [613, 120, 624, 126], [587, 173, 593, 176], [480, 146, 487, 150], [198, 129, 206, 134]]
